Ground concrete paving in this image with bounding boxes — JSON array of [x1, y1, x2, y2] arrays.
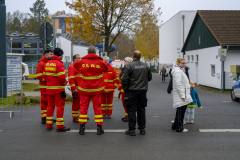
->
[[0, 73, 240, 160]]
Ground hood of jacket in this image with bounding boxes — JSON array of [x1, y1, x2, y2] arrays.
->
[[51, 55, 63, 63], [40, 56, 49, 63], [82, 53, 103, 60]]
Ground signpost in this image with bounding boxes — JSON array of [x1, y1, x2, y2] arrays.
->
[[218, 48, 227, 92], [101, 52, 107, 57], [0, 0, 6, 98]]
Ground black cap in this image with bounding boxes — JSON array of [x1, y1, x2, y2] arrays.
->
[[53, 48, 64, 56]]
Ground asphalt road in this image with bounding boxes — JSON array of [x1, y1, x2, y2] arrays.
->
[[0, 73, 240, 160]]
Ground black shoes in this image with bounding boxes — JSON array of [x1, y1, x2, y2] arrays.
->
[[79, 124, 85, 135], [140, 129, 146, 135], [125, 130, 136, 136], [56, 127, 70, 132], [73, 118, 78, 123], [46, 127, 52, 131], [41, 118, 46, 124], [97, 125, 104, 135], [121, 117, 129, 122]]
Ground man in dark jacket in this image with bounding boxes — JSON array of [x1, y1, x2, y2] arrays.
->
[[160, 66, 167, 82], [122, 51, 152, 136]]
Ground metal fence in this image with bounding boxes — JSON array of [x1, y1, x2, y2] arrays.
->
[[224, 72, 240, 90], [150, 64, 159, 73], [0, 76, 22, 118]]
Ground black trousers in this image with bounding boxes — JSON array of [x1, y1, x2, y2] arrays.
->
[[125, 91, 147, 130], [172, 105, 187, 132], [162, 75, 165, 81]]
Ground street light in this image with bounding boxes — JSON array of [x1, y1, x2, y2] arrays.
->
[[10, 37, 13, 53], [101, 35, 107, 54]]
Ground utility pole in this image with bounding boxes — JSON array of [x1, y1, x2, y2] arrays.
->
[[0, 0, 7, 98]]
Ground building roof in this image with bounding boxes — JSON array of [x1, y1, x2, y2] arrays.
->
[[197, 10, 240, 45]]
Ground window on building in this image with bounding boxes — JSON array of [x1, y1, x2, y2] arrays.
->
[[187, 55, 190, 62], [59, 18, 66, 34], [211, 65, 215, 76], [24, 50, 38, 55], [8, 42, 22, 48], [196, 55, 198, 62], [191, 55, 194, 62], [39, 43, 44, 48], [22, 55, 39, 62], [12, 50, 22, 54], [24, 42, 37, 48]]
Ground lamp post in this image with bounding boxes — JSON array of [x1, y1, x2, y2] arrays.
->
[[103, 37, 105, 52], [10, 37, 13, 53]]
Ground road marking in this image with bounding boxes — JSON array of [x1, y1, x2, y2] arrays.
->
[[199, 129, 240, 132], [221, 101, 232, 103], [67, 129, 126, 133]]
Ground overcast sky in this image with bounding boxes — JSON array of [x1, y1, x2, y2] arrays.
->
[[5, 0, 240, 22]]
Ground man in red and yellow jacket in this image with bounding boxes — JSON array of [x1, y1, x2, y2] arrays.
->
[[118, 57, 133, 122], [44, 48, 70, 132], [36, 50, 53, 124], [101, 57, 119, 119], [74, 46, 108, 135], [68, 54, 81, 123]]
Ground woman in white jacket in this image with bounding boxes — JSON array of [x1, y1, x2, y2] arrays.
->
[[171, 58, 193, 132]]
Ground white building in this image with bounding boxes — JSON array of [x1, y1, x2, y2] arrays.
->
[[159, 11, 196, 68], [182, 10, 240, 90], [56, 36, 99, 63]]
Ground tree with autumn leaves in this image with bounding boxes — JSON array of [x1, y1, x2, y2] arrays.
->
[[134, 13, 160, 62], [65, 0, 160, 55]]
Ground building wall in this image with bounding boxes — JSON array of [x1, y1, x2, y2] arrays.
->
[[185, 46, 222, 89], [73, 45, 88, 58], [57, 36, 72, 62], [184, 14, 220, 51], [224, 50, 240, 72], [159, 11, 196, 66], [55, 19, 59, 35]]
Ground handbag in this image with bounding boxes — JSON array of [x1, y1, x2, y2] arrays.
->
[[165, 72, 168, 77]]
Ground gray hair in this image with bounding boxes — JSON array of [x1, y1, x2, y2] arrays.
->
[[125, 57, 133, 62], [88, 46, 96, 54], [103, 56, 109, 63]]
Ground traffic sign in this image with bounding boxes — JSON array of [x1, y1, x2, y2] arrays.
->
[[218, 48, 227, 61], [39, 22, 53, 49], [101, 52, 107, 57]]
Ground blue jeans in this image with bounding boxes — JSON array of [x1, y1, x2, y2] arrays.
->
[[185, 107, 195, 120]]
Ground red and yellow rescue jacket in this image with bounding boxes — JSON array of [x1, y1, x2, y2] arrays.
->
[[74, 53, 108, 95], [36, 57, 48, 94], [68, 62, 81, 92], [103, 62, 119, 93], [118, 67, 125, 94], [44, 55, 68, 95]]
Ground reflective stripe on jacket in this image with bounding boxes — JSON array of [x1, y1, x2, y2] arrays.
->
[[103, 62, 119, 93], [36, 57, 48, 94], [74, 53, 108, 95], [68, 62, 80, 92], [118, 67, 125, 93], [44, 55, 68, 95]]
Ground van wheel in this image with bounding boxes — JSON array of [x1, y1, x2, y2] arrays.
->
[[231, 89, 239, 101]]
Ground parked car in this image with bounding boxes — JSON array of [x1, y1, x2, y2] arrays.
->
[[231, 74, 240, 101]]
